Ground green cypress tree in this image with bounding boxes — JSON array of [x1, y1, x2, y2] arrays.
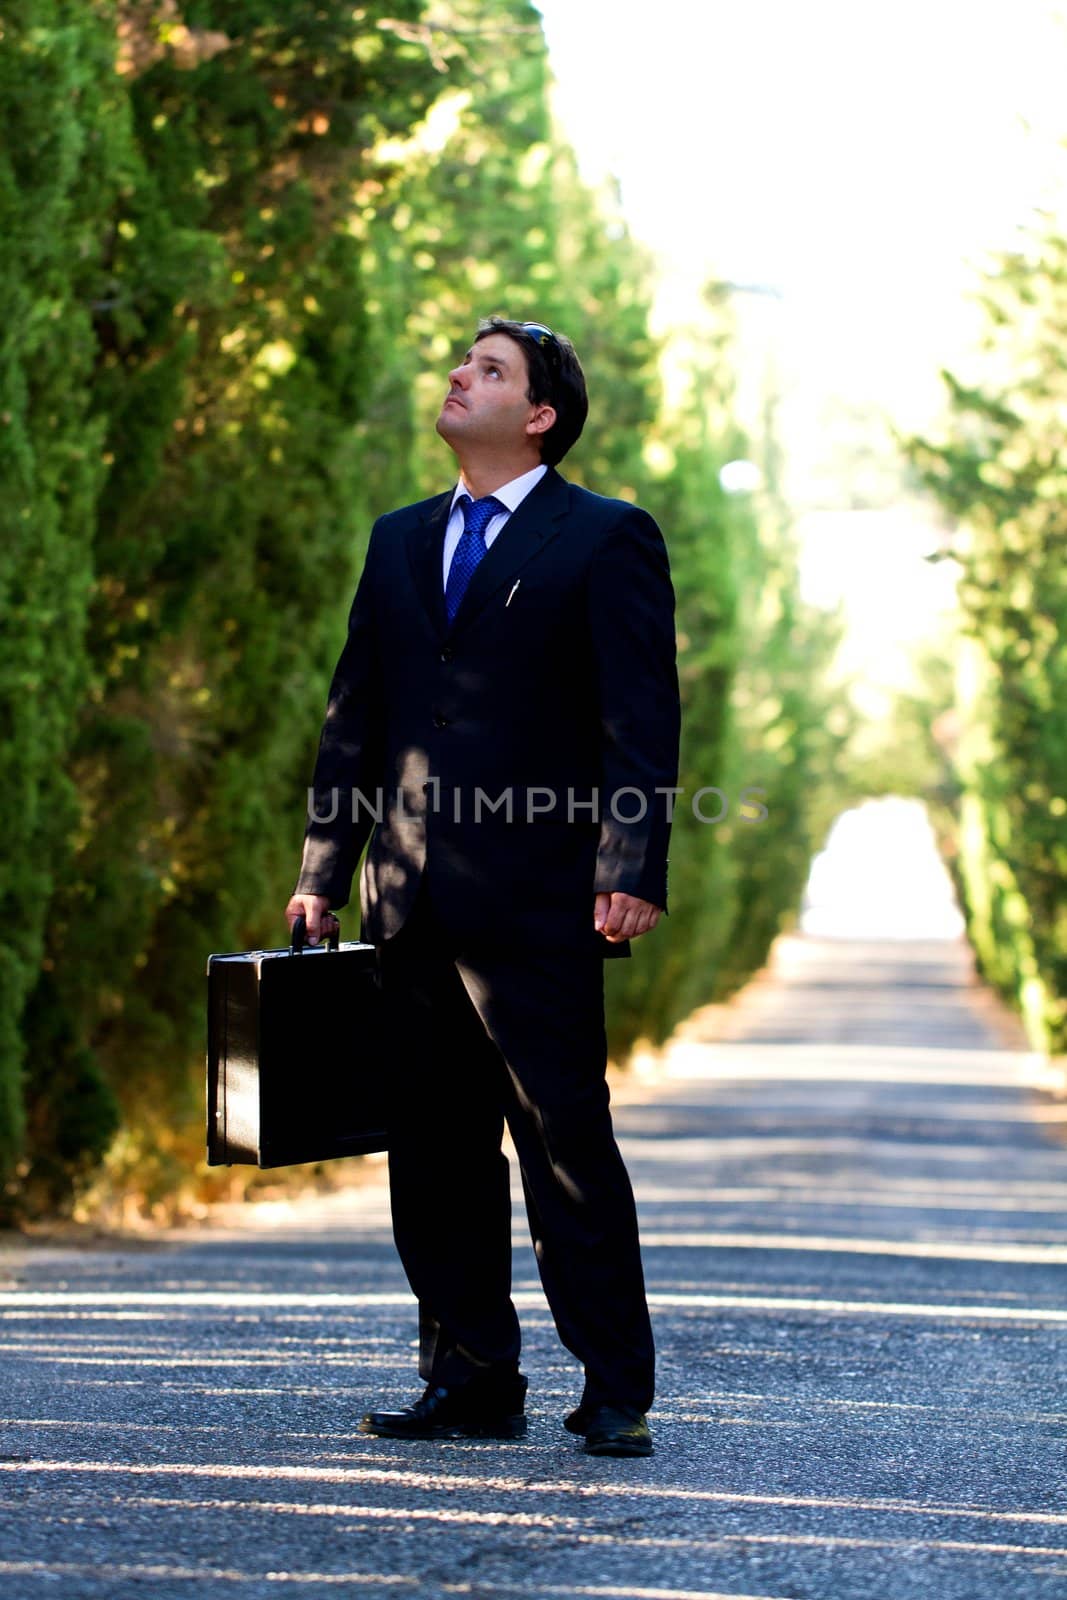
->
[[15, 1, 442, 1210], [908, 226, 1067, 1055], [0, 2, 135, 1202]]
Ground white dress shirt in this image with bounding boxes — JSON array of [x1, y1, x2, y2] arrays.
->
[[442, 464, 548, 590]]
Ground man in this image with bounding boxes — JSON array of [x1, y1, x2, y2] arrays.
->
[[286, 318, 680, 1458]]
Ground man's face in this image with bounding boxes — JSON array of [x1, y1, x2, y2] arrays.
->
[[436, 333, 553, 455]]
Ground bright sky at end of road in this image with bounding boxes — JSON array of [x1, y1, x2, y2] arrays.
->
[[535, 0, 1067, 706], [535, 0, 1067, 445], [801, 798, 965, 940]]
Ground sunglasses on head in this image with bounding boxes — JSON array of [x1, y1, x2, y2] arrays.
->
[[518, 322, 562, 367]]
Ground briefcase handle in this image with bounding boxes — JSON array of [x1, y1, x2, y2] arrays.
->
[[290, 913, 341, 954]]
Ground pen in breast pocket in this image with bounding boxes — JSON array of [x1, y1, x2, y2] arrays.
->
[[505, 579, 521, 608]]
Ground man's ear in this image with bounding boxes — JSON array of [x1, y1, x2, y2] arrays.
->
[[526, 403, 557, 439]]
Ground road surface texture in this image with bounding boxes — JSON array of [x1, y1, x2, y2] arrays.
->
[[2, 930, 1066, 1600]]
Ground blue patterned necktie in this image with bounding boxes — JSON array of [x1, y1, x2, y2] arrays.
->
[[445, 494, 505, 624]]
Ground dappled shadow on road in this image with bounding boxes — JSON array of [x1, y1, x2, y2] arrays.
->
[[2, 927, 1067, 1599], [679, 935, 1033, 1053]]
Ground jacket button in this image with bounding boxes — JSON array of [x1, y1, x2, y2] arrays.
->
[[440, 646, 454, 662], [432, 713, 448, 729]]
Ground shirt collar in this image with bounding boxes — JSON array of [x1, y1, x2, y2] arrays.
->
[[450, 463, 548, 516]]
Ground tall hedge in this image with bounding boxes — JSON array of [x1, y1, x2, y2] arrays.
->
[[7, 0, 441, 1210], [909, 224, 1067, 1056], [0, 3, 130, 1196]]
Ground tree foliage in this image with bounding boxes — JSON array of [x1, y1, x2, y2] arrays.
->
[[908, 225, 1067, 1056], [1, 2, 128, 1195]]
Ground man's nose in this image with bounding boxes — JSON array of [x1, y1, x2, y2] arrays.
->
[[448, 361, 471, 388]]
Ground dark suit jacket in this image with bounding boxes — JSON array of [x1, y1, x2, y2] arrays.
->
[[295, 467, 680, 959]]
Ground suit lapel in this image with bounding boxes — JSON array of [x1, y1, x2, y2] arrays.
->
[[406, 490, 452, 637], [448, 468, 571, 638]]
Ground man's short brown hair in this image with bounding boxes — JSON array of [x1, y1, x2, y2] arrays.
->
[[475, 317, 588, 466]]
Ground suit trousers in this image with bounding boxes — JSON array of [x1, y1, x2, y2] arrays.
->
[[376, 878, 655, 1414]]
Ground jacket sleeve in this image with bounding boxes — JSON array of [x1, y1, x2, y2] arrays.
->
[[293, 525, 385, 908], [587, 506, 680, 910]]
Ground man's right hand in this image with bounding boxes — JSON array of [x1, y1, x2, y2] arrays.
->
[[284, 893, 337, 947]]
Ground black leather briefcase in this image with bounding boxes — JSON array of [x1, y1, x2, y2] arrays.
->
[[206, 916, 389, 1167]]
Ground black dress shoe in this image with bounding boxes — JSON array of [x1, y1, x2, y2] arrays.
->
[[565, 1403, 653, 1457], [360, 1374, 528, 1441], [564, 1400, 598, 1435]]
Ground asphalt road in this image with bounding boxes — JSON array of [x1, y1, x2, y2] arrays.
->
[[2, 931, 1066, 1600]]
